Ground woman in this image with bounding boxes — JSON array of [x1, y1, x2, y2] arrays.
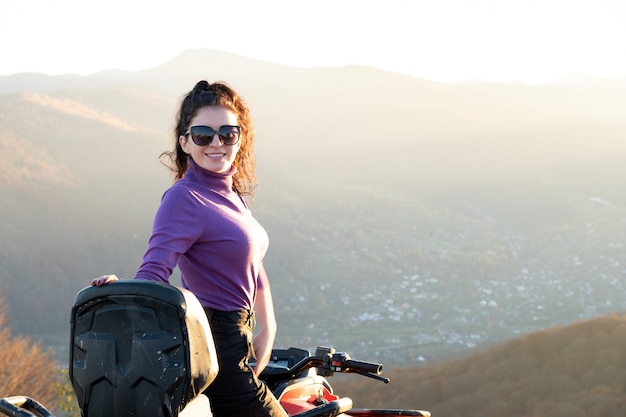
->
[[92, 80, 288, 417]]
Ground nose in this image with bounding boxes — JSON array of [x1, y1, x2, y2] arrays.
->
[[208, 133, 221, 146]]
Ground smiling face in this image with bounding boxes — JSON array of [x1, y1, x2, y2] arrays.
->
[[179, 106, 240, 174]]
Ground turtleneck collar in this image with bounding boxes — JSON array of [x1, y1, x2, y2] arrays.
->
[[184, 157, 236, 194]]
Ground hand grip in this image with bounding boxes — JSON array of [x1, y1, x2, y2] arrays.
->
[[0, 396, 55, 417], [344, 359, 383, 375]]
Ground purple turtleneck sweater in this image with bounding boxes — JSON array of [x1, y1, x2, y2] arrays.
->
[[135, 159, 269, 311]]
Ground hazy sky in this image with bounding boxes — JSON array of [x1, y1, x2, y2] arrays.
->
[[1, 0, 625, 83]]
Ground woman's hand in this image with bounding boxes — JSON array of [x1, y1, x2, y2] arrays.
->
[[91, 274, 120, 286], [251, 267, 278, 376]]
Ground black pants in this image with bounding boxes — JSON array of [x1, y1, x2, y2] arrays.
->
[[203, 308, 288, 417]]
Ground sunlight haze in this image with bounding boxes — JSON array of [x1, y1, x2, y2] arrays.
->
[[2, 0, 625, 83]]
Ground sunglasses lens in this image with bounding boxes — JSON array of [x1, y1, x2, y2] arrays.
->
[[217, 126, 240, 145], [189, 126, 216, 146]]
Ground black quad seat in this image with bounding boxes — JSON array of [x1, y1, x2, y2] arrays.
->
[[69, 281, 218, 417]]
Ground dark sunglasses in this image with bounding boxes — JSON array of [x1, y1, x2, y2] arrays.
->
[[186, 125, 241, 146]]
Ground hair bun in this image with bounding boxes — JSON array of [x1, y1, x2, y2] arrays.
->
[[193, 80, 210, 92]]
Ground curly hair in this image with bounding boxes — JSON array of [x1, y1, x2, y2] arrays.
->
[[161, 80, 257, 197]]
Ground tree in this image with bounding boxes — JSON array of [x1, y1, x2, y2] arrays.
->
[[0, 296, 77, 415]]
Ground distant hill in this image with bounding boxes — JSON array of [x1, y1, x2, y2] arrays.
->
[[332, 314, 626, 416], [1, 49, 626, 365]]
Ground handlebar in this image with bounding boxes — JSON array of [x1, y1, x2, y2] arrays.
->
[[286, 346, 389, 383]]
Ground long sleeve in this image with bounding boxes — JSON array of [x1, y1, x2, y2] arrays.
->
[[135, 186, 202, 283]]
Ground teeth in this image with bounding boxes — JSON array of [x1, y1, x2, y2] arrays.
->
[[207, 153, 225, 157]]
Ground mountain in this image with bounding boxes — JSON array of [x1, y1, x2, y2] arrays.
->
[[1, 49, 626, 365], [332, 314, 626, 416]]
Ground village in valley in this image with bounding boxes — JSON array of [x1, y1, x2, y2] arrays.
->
[[269, 194, 626, 366]]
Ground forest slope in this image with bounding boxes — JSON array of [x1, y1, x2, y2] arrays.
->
[[333, 314, 626, 417]]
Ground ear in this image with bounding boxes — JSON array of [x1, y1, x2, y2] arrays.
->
[[179, 134, 190, 154]]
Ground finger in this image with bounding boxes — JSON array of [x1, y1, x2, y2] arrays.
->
[[91, 274, 119, 286]]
